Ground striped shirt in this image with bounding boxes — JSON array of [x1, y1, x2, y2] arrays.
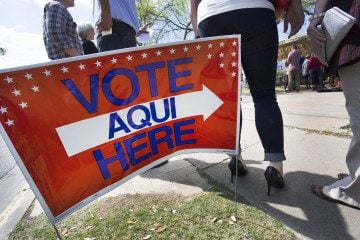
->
[[43, 1, 83, 60]]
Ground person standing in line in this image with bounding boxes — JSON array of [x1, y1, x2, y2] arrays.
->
[[94, 0, 140, 51], [190, 0, 304, 195], [307, 54, 322, 91], [77, 23, 99, 55], [286, 44, 302, 92], [43, 0, 83, 60], [302, 55, 311, 89], [308, 0, 360, 210]]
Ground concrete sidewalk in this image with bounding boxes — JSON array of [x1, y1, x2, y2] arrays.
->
[[2, 90, 360, 240]]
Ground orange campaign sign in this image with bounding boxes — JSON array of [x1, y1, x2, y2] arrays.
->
[[0, 36, 241, 223]]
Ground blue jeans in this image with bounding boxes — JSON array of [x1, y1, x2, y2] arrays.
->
[[199, 8, 285, 161], [97, 19, 136, 52]]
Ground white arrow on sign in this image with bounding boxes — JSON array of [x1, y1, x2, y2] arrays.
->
[[56, 84, 224, 157]]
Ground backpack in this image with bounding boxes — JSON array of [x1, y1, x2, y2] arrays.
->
[[302, 59, 309, 76]]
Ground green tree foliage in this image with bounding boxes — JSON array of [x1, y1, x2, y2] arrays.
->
[[137, 0, 315, 44], [137, 0, 192, 43]]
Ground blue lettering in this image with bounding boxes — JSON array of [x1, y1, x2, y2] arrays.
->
[[150, 98, 171, 123], [63, 58, 194, 114], [174, 119, 196, 145], [127, 105, 152, 129], [168, 57, 193, 93], [61, 74, 99, 113], [109, 112, 131, 139], [135, 61, 166, 97], [148, 126, 174, 155], [102, 68, 140, 106], [170, 97, 177, 119], [124, 132, 151, 166], [95, 119, 196, 179], [93, 142, 129, 180]]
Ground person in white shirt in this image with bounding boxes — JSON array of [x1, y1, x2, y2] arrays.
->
[[190, 0, 304, 195]]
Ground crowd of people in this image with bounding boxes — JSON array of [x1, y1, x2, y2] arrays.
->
[[284, 45, 341, 93], [42, 0, 148, 60], [41, 0, 359, 210]]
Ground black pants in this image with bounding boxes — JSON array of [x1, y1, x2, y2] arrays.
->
[[199, 8, 285, 161], [97, 19, 136, 52]]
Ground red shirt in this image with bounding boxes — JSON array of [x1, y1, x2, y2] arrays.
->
[[308, 56, 322, 71]]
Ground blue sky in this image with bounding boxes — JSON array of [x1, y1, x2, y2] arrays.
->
[[0, 0, 310, 69]]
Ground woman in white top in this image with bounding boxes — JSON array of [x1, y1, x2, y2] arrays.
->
[[190, 0, 304, 195]]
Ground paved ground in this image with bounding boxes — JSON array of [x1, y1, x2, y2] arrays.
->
[[2, 90, 360, 240]]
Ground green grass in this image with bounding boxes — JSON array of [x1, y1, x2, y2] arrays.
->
[[9, 189, 296, 240]]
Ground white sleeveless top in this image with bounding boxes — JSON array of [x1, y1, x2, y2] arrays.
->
[[197, 0, 275, 25]]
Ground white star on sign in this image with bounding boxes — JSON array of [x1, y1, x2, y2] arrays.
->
[[231, 72, 237, 77], [155, 50, 162, 56], [126, 54, 133, 61], [231, 61, 237, 67], [31, 86, 40, 92], [95, 60, 102, 67], [170, 48, 176, 54], [5, 119, 14, 126], [0, 106, 7, 114], [207, 53, 212, 59], [195, 44, 201, 50], [219, 52, 224, 58], [208, 43, 213, 49], [141, 52, 148, 58], [4, 76, 13, 84], [19, 101, 28, 109], [219, 41, 225, 47], [183, 46, 189, 52], [231, 51, 237, 57], [24, 73, 33, 80], [232, 40, 237, 46], [61, 66, 69, 73], [43, 69, 51, 76], [12, 89, 21, 96], [219, 63, 225, 68], [78, 63, 86, 70], [111, 57, 118, 64]]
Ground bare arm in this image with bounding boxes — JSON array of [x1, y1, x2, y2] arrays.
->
[[189, 0, 200, 38], [307, 0, 330, 46], [96, 0, 113, 33], [283, 0, 305, 38]]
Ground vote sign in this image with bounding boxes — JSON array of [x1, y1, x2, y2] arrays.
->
[[0, 36, 241, 223]]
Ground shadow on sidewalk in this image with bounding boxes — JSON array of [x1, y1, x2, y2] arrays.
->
[[146, 157, 354, 240]]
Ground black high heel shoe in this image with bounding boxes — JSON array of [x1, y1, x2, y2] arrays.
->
[[264, 166, 284, 196], [228, 157, 247, 183]]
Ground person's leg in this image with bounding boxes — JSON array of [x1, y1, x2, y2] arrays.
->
[[295, 69, 301, 92], [284, 74, 288, 92], [311, 69, 320, 90], [288, 69, 295, 92], [199, 9, 285, 188], [199, 8, 285, 162], [321, 61, 360, 208]]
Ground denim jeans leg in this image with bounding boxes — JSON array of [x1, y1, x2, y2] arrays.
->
[[198, 8, 286, 161]]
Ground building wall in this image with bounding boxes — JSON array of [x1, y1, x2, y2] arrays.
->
[[278, 34, 312, 60]]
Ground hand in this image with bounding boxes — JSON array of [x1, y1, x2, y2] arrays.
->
[[136, 23, 151, 37], [307, 18, 326, 47], [96, 13, 112, 33], [283, 0, 305, 38]]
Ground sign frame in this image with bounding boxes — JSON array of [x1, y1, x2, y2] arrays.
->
[[0, 35, 242, 224]]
